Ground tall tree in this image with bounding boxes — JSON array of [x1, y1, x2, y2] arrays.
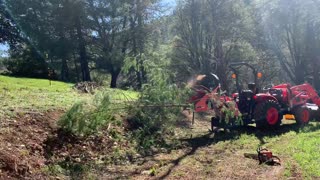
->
[[0, 0, 21, 47], [261, 0, 320, 85], [87, 0, 161, 88], [87, 0, 130, 88], [74, 1, 91, 81], [4, 0, 92, 81], [172, 0, 253, 91]]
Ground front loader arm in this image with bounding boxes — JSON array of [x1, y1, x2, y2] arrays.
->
[[290, 83, 320, 106]]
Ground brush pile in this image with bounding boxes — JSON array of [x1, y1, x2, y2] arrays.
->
[[74, 82, 100, 93]]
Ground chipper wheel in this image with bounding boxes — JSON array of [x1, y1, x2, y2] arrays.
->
[[254, 100, 282, 128], [211, 117, 220, 132], [294, 107, 310, 125]]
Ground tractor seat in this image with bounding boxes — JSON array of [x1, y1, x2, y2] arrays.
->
[[240, 90, 254, 98], [239, 90, 255, 113], [239, 90, 255, 102], [248, 83, 258, 94]]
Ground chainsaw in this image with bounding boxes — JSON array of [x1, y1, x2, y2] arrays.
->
[[244, 147, 281, 166]]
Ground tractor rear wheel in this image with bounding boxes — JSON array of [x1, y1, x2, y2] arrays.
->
[[294, 107, 310, 125], [254, 100, 282, 128]]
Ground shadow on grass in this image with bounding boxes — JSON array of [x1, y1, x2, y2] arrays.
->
[[56, 121, 319, 179], [157, 122, 320, 179]]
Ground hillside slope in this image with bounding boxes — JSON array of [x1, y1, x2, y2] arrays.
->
[[0, 75, 319, 179]]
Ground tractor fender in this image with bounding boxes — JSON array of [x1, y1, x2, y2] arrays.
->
[[254, 94, 278, 103]]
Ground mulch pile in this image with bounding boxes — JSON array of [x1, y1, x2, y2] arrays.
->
[[0, 110, 126, 179]]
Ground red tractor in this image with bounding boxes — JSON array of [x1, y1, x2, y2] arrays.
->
[[189, 62, 319, 130], [229, 62, 283, 128], [267, 83, 319, 124]]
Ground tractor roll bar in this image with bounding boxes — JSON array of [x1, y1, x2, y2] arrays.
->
[[228, 62, 259, 93], [229, 62, 257, 72], [229, 66, 241, 93]]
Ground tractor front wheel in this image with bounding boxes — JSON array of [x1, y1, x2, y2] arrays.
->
[[254, 100, 282, 128], [294, 107, 310, 125]]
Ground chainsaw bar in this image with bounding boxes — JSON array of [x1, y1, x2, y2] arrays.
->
[[244, 153, 259, 160]]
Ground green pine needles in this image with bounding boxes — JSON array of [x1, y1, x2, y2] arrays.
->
[[58, 92, 113, 136]]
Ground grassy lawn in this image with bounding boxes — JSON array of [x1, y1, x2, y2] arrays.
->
[[102, 88, 139, 102], [0, 75, 139, 117]]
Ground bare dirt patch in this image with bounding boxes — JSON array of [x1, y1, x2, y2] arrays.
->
[[0, 110, 119, 179], [0, 110, 63, 179]]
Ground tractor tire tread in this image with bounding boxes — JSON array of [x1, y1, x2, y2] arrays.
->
[[293, 107, 310, 125], [254, 100, 282, 128]]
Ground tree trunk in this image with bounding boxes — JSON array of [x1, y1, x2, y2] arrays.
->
[[214, 35, 229, 91], [110, 69, 121, 88], [134, 36, 143, 89], [137, 0, 146, 84], [313, 57, 320, 91], [130, 14, 142, 89], [295, 65, 304, 84], [75, 16, 91, 82], [73, 53, 80, 82], [60, 58, 69, 81]]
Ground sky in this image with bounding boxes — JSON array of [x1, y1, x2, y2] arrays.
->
[[161, 0, 176, 12], [0, 44, 8, 57], [163, 0, 176, 5], [0, 44, 8, 50]]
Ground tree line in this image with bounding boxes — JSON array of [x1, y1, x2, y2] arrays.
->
[[172, 0, 320, 92], [1, 0, 320, 90], [1, 0, 165, 88]]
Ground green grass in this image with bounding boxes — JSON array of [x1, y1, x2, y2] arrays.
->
[[0, 75, 73, 92], [209, 123, 320, 179], [278, 129, 320, 178], [0, 75, 139, 117], [255, 126, 319, 178], [103, 88, 139, 101], [257, 124, 320, 179], [0, 75, 83, 117]]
